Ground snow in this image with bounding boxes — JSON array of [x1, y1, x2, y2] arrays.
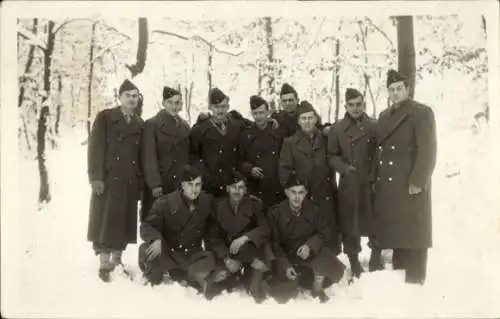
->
[[5, 120, 499, 318]]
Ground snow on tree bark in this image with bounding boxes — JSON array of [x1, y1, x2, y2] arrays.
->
[[396, 16, 416, 99], [18, 18, 38, 109], [87, 22, 96, 136]]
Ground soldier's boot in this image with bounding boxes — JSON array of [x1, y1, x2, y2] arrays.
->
[[110, 250, 123, 268], [311, 275, 329, 303], [98, 253, 113, 283], [248, 270, 266, 303], [368, 249, 384, 272], [348, 254, 364, 279]]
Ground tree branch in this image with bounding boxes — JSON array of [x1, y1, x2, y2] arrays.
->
[[18, 28, 47, 51], [364, 17, 394, 48]]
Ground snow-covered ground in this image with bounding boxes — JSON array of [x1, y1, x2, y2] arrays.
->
[[6, 123, 500, 318]]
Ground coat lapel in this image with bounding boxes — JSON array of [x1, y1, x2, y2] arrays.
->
[[158, 111, 189, 140], [218, 198, 253, 238], [168, 191, 190, 228], [109, 106, 141, 137], [377, 101, 413, 145]]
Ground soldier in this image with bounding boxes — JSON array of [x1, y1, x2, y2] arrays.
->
[[371, 69, 437, 284], [272, 83, 300, 137], [239, 95, 286, 208], [207, 171, 271, 302], [138, 165, 228, 297], [141, 87, 190, 221], [279, 101, 341, 255], [266, 174, 345, 303], [87, 79, 144, 282], [189, 88, 247, 198], [327, 88, 382, 279]]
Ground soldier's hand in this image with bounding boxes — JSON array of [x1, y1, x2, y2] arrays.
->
[[269, 118, 280, 129], [229, 235, 249, 255], [251, 167, 265, 179], [224, 257, 242, 273], [91, 180, 105, 195], [152, 187, 163, 198], [213, 268, 230, 283], [286, 267, 298, 280], [145, 239, 162, 261], [297, 244, 311, 260], [409, 184, 422, 195], [251, 258, 269, 272]]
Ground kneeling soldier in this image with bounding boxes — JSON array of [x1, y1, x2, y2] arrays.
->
[[138, 165, 228, 297], [267, 174, 345, 303], [207, 171, 271, 302]]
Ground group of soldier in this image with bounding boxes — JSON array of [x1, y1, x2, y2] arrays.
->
[[87, 69, 437, 303]]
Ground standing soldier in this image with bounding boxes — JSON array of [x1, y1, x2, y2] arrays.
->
[[87, 79, 144, 282], [207, 171, 271, 302], [138, 165, 228, 297], [239, 95, 286, 208], [371, 69, 437, 284], [279, 101, 341, 255], [141, 87, 190, 221], [272, 83, 300, 137], [266, 174, 345, 303], [189, 88, 247, 198], [327, 88, 382, 279]]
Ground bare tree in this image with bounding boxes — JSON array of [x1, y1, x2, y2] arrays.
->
[[87, 22, 97, 135], [18, 18, 38, 108], [126, 17, 148, 77]]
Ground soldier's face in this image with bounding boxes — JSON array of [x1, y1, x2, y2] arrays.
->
[[227, 180, 247, 203], [298, 111, 318, 133], [280, 93, 298, 113], [119, 89, 139, 111], [163, 95, 183, 114], [209, 98, 230, 121], [285, 185, 308, 209], [181, 177, 202, 201], [388, 81, 409, 105], [345, 96, 366, 119], [251, 104, 270, 126]]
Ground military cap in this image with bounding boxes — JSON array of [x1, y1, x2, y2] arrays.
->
[[227, 170, 246, 187], [210, 87, 228, 105], [249, 95, 268, 110], [119, 79, 138, 94], [386, 69, 408, 87], [297, 100, 316, 116], [345, 88, 363, 102], [163, 86, 181, 101], [285, 172, 308, 190], [180, 165, 202, 183], [280, 83, 298, 97]]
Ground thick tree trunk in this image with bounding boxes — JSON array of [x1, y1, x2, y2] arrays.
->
[[126, 17, 148, 77], [263, 17, 275, 99], [396, 16, 416, 99], [19, 18, 38, 108], [37, 20, 55, 204], [87, 22, 96, 136]]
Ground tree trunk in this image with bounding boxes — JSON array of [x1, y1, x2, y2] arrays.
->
[[126, 17, 148, 77], [55, 74, 62, 135], [396, 16, 416, 99], [22, 114, 32, 151], [207, 47, 213, 107], [357, 21, 378, 117], [87, 22, 96, 136], [37, 20, 55, 204], [263, 17, 275, 101], [334, 38, 340, 122], [19, 18, 38, 108]]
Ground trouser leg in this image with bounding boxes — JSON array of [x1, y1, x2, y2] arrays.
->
[[138, 243, 164, 285], [405, 248, 428, 284], [392, 248, 408, 270], [368, 235, 384, 271]]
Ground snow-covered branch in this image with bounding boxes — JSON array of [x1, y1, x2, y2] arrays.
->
[[18, 27, 47, 51], [364, 17, 394, 48]]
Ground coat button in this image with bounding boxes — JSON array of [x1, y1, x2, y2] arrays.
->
[[219, 150, 223, 154], [135, 141, 139, 145], [389, 161, 393, 165], [272, 151, 276, 155], [114, 177, 118, 181], [377, 177, 380, 181], [311, 196, 314, 200], [116, 156, 120, 161], [173, 159, 176, 163], [378, 146, 382, 150], [219, 186, 223, 190], [128, 180, 132, 184], [379, 160, 383, 165], [132, 160, 136, 165], [388, 177, 393, 181], [218, 169, 222, 173], [173, 175, 176, 179], [326, 196, 331, 200], [391, 145, 396, 150]]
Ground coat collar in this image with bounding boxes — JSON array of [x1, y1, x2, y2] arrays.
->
[[109, 106, 142, 133], [290, 129, 323, 152], [377, 100, 414, 144]]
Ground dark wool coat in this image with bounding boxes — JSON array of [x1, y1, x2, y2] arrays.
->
[[87, 106, 143, 250], [189, 115, 247, 197], [371, 100, 437, 249], [279, 129, 340, 253], [139, 190, 216, 275], [327, 113, 377, 237], [141, 110, 190, 218], [268, 199, 345, 281], [239, 123, 286, 208], [207, 196, 270, 264], [271, 110, 299, 138]]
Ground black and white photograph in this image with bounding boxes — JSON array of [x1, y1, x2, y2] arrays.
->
[[1, 1, 499, 318]]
